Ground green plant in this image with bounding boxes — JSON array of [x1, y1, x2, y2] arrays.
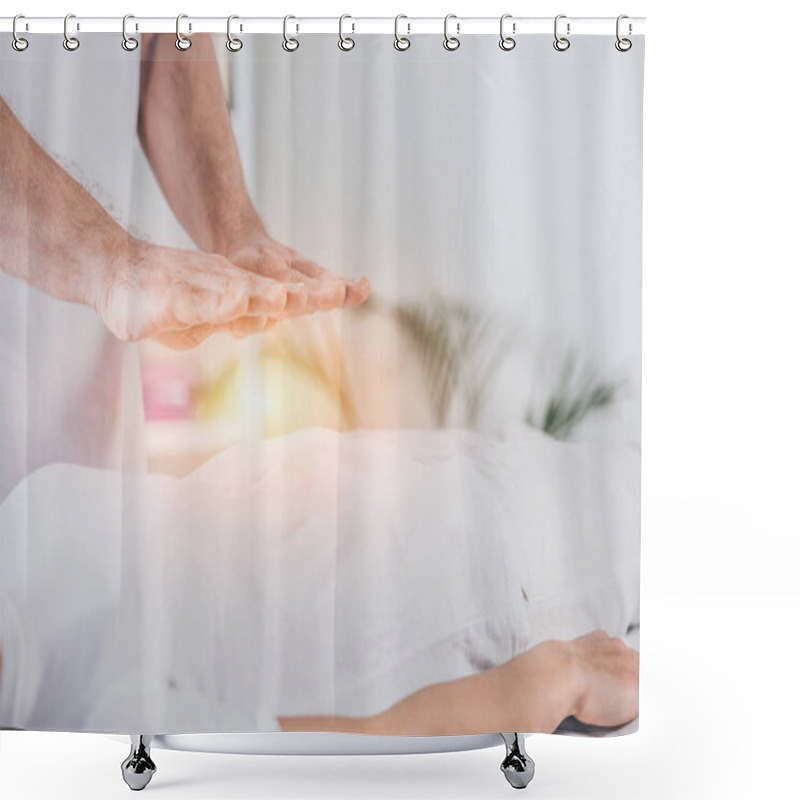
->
[[526, 351, 619, 440]]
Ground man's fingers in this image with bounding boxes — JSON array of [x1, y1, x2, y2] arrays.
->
[[312, 279, 347, 310], [274, 281, 308, 316], [163, 276, 285, 339], [168, 284, 249, 327], [292, 257, 369, 310], [251, 249, 347, 313], [161, 316, 278, 347], [237, 250, 312, 315], [241, 273, 289, 316], [343, 275, 371, 307], [287, 256, 327, 281], [227, 314, 272, 338], [152, 247, 366, 344], [178, 253, 289, 318], [153, 324, 215, 351], [289, 258, 348, 310], [230, 245, 367, 316]]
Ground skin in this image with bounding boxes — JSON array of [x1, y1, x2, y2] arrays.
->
[[0, 41, 637, 735], [0, 33, 369, 351], [0, 631, 637, 735], [278, 630, 639, 735], [136, 33, 369, 342]]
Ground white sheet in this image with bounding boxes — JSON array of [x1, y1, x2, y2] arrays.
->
[[0, 425, 639, 733]]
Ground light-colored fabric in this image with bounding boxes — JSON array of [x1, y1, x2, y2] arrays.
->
[[0, 425, 639, 732], [0, 34, 145, 502], [1, 32, 643, 737], [226, 34, 643, 444]]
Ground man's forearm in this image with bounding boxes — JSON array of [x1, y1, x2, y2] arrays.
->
[[137, 34, 371, 316], [0, 97, 129, 308], [138, 33, 264, 255]]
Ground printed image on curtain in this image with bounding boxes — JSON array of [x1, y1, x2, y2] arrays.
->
[[0, 32, 643, 738]]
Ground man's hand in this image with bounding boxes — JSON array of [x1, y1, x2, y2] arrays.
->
[[223, 232, 371, 336], [94, 239, 294, 350], [137, 34, 371, 342]]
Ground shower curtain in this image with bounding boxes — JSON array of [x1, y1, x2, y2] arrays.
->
[[0, 28, 643, 738]]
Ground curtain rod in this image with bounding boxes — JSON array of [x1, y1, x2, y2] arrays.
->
[[0, 16, 646, 36]]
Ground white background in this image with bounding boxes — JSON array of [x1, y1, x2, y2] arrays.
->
[[1, 1, 798, 799]]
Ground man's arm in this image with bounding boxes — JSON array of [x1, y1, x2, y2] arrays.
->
[[0, 97, 127, 307], [137, 34, 262, 256], [0, 96, 286, 349], [137, 33, 369, 325]]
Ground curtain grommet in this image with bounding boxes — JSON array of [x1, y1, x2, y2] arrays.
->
[[282, 15, 299, 52], [394, 15, 410, 51], [443, 14, 460, 51], [63, 13, 80, 51], [499, 14, 516, 51], [175, 13, 192, 51], [226, 15, 243, 52], [12, 14, 29, 51], [121, 14, 139, 51], [338, 14, 355, 51], [615, 15, 632, 51], [553, 14, 570, 51]]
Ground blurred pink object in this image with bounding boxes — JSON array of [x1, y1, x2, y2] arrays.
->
[[141, 359, 200, 421]]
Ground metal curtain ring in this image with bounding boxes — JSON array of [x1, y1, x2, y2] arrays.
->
[[499, 14, 516, 51], [226, 15, 243, 51], [63, 13, 80, 51], [615, 14, 632, 51], [394, 14, 410, 51], [282, 15, 299, 51], [338, 14, 355, 51], [443, 14, 460, 51], [553, 14, 570, 51], [122, 14, 138, 51], [175, 14, 191, 50], [12, 14, 28, 51]]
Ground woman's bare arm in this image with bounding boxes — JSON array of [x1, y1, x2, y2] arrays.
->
[[278, 631, 639, 736]]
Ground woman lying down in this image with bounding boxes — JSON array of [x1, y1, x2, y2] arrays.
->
[[0, 425, 640, 736]]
